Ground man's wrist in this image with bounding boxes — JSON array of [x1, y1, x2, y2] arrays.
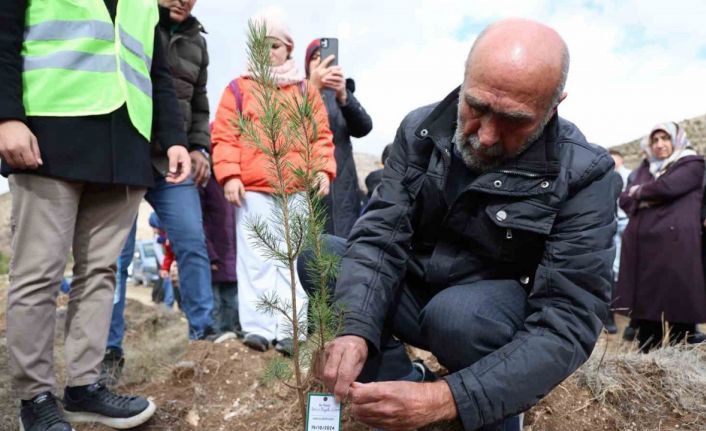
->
[[428, 380, 458, 422]]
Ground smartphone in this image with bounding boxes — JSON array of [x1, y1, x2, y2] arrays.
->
[[319, 38, 339, 66]]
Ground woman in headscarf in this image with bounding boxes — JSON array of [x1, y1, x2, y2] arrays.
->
[[615, 122, 706, 351], [211, 10, 336, 353], [305, 39, 373, 238]]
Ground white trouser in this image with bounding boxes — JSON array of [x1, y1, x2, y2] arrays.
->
[[236, 191, 308, 341]]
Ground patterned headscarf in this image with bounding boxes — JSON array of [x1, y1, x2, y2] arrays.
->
[[640, 122, 696, 177]]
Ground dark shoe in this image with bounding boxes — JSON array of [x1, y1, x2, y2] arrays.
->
[[622, 325, 637, 341], [243, 333, 270, 352], [688, 330, 706, 344], [412, 359, 438, 382], [274, 338, 294, 356], [197, 326, 217, 341], [99, 348, 124, 388], [63, 383, 155, 429], [19, 392, 73, 431], [604, 313, 618, 335]]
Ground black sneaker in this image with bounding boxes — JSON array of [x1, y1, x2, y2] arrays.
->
[[243, 333, 270, 352], [62, 383, 155, 429], [99, 348, 124, 388], [19, 392, 73, 431], [274, 338, 294, 356]]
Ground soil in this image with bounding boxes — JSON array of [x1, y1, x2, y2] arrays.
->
[[1, 282, 705, 431]]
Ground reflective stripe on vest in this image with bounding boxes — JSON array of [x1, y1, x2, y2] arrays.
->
[[22, 1, 157, 141]]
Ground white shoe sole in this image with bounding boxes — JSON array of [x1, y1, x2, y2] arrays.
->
[[63, 399, 156, 429], [19, 420, 75, 431]]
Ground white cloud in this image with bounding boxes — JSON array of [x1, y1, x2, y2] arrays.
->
[[193, 0, 706, 158], [2, 0, 703, 195]]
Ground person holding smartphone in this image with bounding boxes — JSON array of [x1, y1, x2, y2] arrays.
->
[[305, 39, 373, 238]]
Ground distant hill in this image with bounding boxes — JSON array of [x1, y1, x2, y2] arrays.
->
[[610, 114, 706, 168]]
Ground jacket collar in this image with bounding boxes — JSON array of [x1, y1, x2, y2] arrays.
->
[[415, 86, 561, 176], [158, 10, 207, 35]]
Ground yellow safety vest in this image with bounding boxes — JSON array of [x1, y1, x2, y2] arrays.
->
[[22, 0, 158, 141]]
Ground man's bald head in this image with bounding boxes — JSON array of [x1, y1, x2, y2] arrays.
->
[[454, 19, 570, 172], [465, 19, 569, 112]]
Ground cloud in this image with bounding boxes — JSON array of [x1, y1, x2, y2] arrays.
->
[[194, 0, 706, 157], [1, 0, 702, 195]]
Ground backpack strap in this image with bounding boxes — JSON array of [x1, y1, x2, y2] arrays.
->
[[228, 78, 243, 113]]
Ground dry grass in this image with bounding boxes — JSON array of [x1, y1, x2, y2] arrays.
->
[[575, 345, 706, 429], [3, 281, 706, 431]]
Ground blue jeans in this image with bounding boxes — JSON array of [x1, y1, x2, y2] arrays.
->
[[212, 281, 239, 333], [107, 174, 214, 352], [298, 235, 524, 431]]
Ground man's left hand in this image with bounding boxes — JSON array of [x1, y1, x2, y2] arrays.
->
[[349, 380, 458, 430], [166, 146, 191, 184], [190, 150, 210, 185]]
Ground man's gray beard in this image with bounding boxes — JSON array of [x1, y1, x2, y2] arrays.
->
[[453, 110, 553, 172]]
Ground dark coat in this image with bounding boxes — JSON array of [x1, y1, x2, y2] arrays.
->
[[615, 155, 706, 323], [0, 1, 186, 187], [364, 168, 383, 199], [151, 11, 210, 175], [199, 175, 236, 283], [334, 87, 617, 430], [321, 81, 372, 238]]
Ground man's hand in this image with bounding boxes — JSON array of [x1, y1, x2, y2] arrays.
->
[[315, 172, 331, 196], [224, 177, 245, 207], [159, 269, 169, 279], [349, 380, 458, 430], [189, 150, 210, 185], [628, 184, 640, 198], [166, 146, 191, 183], [320, 335, 368, 402], [0, 120, 42, 169]]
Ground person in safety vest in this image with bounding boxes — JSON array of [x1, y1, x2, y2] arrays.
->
[[0, 1, 191, 430]]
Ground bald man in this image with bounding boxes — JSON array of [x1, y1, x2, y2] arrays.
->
[[300, 19, 617, 430]]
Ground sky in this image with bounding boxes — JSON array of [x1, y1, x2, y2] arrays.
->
[[1, 0, 705, 194]]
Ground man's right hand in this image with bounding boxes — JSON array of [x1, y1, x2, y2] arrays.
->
[[224, 177, 245, 207], [0, 120, 42, 169], [321, 335, 369, 402]]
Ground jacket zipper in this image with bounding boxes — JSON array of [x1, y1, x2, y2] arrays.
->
[[494, 169, 545, 178]]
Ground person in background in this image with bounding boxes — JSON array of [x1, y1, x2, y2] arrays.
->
[[615, 122, 706, 351], [364, 143, 393, 200], [104, 0, 216, 384], [200, 173, 240, 335], [211, 10, 336, 354], [0, 0, 191, 429], [305, 38, 373, 238], [604, 149, 631, 334]]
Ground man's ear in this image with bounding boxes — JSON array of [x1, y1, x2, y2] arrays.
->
[[552, 91, 568, 114]]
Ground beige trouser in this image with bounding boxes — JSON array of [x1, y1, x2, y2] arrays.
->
[[6, 174, 145, 399]]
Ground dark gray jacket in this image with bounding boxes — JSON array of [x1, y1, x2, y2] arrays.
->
[[321, 80, 373, 238], [151, 11, 210, 174], [334, 87, 616, 430]]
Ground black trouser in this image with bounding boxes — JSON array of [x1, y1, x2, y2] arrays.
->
[[298, 235, 526, 431], [634, 319, 696, 353]]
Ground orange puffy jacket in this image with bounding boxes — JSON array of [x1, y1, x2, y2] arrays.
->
[[211, 77, 336, 193]]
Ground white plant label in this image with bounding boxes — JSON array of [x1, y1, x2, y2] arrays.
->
[[306, 393, 341, 431]]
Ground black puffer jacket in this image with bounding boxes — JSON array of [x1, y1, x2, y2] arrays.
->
[[152, 11, 210, 171], [321, 80, 372, 238], [334, 87, 617, 430]]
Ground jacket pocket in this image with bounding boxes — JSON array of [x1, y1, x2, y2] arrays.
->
[[485, 199, 559, 262]]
